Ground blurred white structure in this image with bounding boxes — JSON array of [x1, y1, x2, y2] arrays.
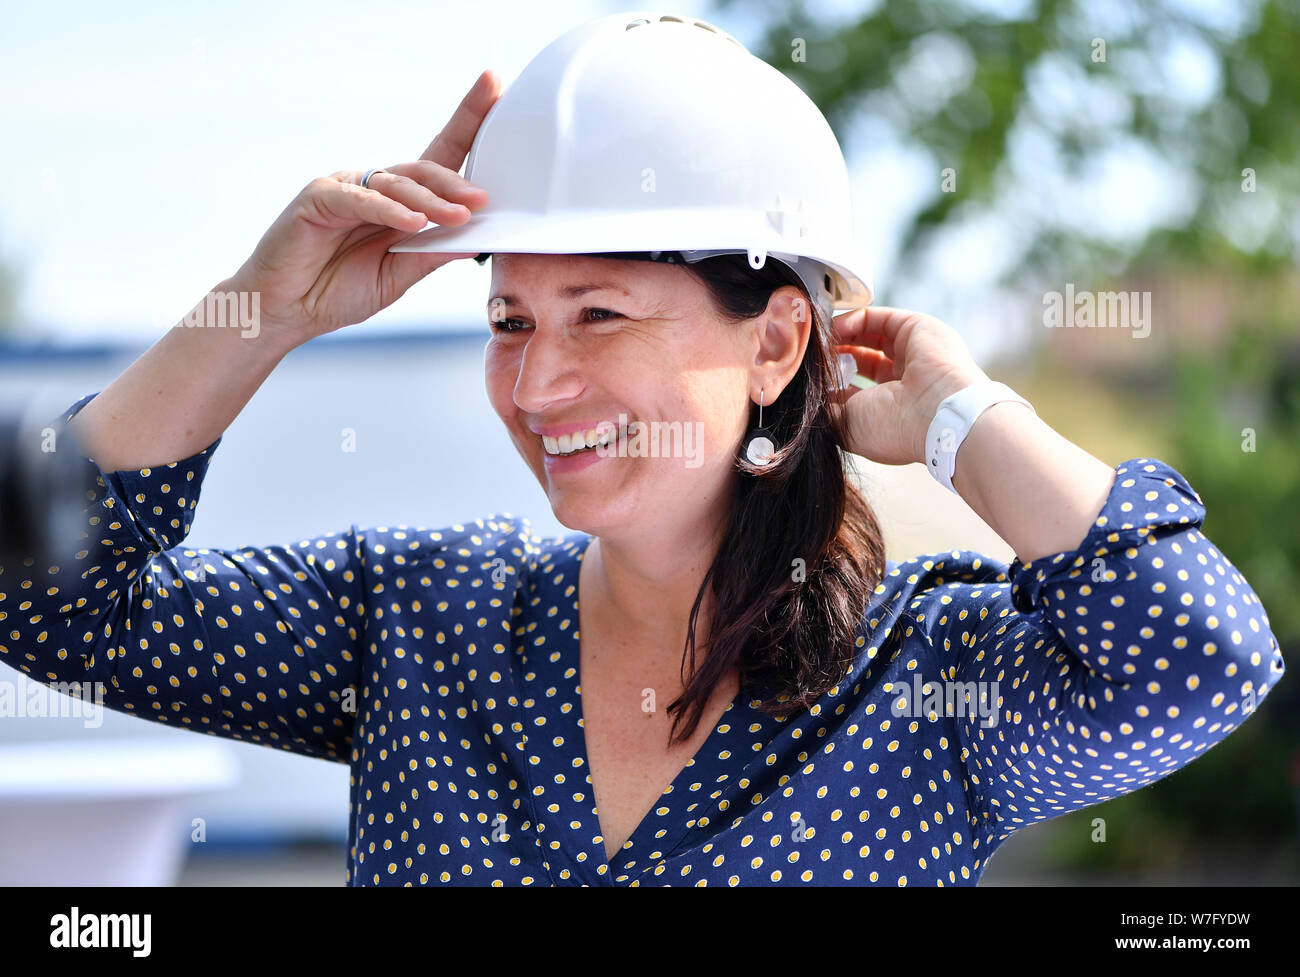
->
[[0, 739, 238, 884]]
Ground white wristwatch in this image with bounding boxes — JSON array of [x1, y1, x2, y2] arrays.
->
[[924, 380, 1035, 495]]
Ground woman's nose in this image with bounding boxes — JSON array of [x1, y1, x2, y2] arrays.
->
[[511, 323, 586, 413]]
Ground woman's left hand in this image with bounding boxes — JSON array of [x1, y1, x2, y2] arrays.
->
[[829, 306, 990, 466]]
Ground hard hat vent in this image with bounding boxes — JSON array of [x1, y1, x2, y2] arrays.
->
[[623, 13, 744, 49]]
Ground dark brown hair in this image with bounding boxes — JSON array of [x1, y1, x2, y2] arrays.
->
[[596, 251, 889, 747]]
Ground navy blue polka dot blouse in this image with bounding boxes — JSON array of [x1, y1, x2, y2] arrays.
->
[[0, 392, 1286, 885]]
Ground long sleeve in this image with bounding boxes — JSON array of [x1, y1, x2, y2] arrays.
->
[[0, 392, 369, 763], [907, 457, 1286, 841]]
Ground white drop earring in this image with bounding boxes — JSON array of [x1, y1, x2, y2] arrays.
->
[[741, 386, 777, 467]]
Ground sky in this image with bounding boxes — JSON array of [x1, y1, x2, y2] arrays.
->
[[0, 0, 1207, 364]]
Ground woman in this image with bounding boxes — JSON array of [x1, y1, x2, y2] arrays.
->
[[2, 16, 1285, 886]]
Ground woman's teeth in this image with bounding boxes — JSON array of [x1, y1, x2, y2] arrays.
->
[[542, 424, 625, 456]]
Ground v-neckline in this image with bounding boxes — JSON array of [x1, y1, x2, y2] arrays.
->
[[564, 532, 748, 874]]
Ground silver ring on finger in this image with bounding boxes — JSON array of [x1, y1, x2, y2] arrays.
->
[[360, 167, 386, 189]]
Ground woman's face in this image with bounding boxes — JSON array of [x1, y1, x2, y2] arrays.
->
[[484, 253, 804, 542]]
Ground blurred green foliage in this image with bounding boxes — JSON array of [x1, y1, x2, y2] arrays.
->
[[720, 0, 1299, 877], [718, 0, 1300, 283]]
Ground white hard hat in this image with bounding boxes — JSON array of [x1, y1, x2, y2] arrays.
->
[[390, 10, 874, 327]]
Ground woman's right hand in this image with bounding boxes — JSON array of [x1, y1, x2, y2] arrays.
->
[[225, 69, 502, 346]]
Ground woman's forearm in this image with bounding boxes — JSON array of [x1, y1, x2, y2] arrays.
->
[[950, 401, 1117, 565], [66, 277, 298, 472]]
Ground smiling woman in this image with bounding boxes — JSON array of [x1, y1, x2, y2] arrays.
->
[[0, 10, 1284, 887], [479, 250, 887, 756]]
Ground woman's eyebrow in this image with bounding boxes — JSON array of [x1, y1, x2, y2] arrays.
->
[[488, 282, 633, 308]]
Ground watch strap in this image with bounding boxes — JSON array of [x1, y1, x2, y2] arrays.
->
[[924, 380, 1035, 495]]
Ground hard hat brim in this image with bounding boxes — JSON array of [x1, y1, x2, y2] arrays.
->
[[390, 206, 874, 309]]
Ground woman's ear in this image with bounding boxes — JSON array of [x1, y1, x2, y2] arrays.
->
[[750, 285, 813, 396]]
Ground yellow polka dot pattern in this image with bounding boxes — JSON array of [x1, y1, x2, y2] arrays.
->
[[0, 394, 1285, 886]]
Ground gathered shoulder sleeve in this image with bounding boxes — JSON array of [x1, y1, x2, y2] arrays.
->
[[0, 392, 370, 763], [902, 456, 1285, 841]]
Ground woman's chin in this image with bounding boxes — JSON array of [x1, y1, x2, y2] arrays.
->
[[546, 485, 638, 537], [548, 498, 619, 536]]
